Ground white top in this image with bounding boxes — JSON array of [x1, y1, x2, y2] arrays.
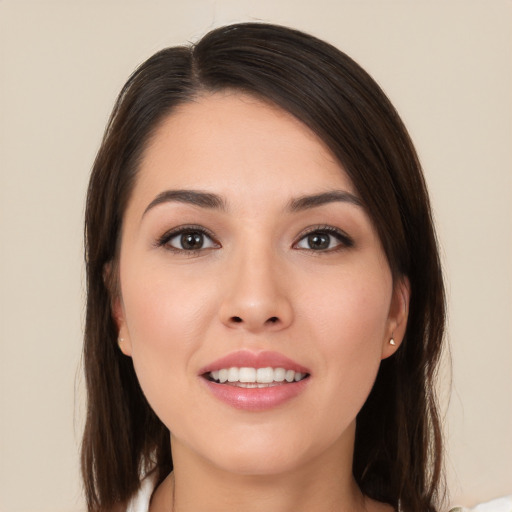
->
[[450, 497, 512, 512], [126, 476, 157, 512], [126, 481, 512, 512]]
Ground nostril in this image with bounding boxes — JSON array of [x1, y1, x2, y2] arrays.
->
[[231, 316, 243, 323], [267, 317, 279, 324]]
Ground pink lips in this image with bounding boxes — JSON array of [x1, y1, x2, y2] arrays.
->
[[199, 350, 310, 375], [199, 350, 310, 411]]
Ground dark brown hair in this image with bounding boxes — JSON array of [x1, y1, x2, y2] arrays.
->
[[82, 22, 445, 512]]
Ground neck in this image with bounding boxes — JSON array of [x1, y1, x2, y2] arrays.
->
[[156, 422, 368, 512]]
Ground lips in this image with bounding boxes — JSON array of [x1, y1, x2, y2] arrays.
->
[[199, 350, 310, 411], [199, 350, 310, 375]]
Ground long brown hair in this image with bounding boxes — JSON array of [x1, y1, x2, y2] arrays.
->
[[82, 22, 446, 511]]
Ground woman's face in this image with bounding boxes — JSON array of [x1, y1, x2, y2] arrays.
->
[[115, 92, 408, 476]]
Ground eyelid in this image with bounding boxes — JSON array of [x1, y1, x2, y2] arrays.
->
[[293, 225, 354, 251], [155, 224, 220, 252], [154, 224, 353, 253]]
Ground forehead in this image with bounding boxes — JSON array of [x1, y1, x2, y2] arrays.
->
[[132, 91, 356, 210]]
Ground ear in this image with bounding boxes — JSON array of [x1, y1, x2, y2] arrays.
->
[[381, 276, 410, 360], [104, 261, 133, 357], [112, 296, 133, 357]]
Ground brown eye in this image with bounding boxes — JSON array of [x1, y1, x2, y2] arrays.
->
[[295, 227, 353, 252], [180, 232, 205, 250], [306, 233, 330, 250], [161, 228, 218, 252]]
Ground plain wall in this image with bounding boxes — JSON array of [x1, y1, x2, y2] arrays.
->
[[0, 1, 510, 510]]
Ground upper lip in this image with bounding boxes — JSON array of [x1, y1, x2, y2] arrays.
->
[[199, 350, 310, 375]]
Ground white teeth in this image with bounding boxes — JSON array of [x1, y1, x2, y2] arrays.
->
[[274, 368, 286, 382], [208, 367, 307, 384], [227, 367, 239, 382], [232, 382, 276, 388], [239, 367, 256, 382], [256, 367, 274, 383]]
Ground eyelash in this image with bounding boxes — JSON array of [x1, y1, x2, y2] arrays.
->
[[155, 224, 354, 254], [293, 225, 354, 252], [155, 225, 220, 255]]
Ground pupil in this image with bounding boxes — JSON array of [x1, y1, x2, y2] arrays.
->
[[308, 233, 329, 250], [182, 232, 203, 250]]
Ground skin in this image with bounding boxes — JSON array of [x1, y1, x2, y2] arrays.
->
[[114, 91, 409, 512]]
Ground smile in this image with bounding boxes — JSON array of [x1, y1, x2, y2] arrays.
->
[[207, 367, 308, 387], [199, 351, 311, 410]]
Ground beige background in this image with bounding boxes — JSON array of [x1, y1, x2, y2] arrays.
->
[[0, 1, 510, 511]]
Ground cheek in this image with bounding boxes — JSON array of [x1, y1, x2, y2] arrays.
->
[[122, 263, 216, 347], [119, 264, 218, 413], [298, 268, 391, 414], [300, 267, 391, 348]]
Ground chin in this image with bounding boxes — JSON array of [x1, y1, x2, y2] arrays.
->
[[189, 426, 333, 478], [209, 448, 306, 477]]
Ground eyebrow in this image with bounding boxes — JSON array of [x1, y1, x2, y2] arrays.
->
[[287, 190, 363, 212], [142, 188, 363, 218], [143, 189, 227, 217]]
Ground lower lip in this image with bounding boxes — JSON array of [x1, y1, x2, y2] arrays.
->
[[202, 378, 309, 411]]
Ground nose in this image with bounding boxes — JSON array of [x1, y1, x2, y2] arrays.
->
[[218, 246, 294, 333]]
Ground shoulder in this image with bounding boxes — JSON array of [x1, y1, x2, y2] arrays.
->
[[449, 496, 512, 512], [126, 475, 156, 512], [125, 491, 512, 512]]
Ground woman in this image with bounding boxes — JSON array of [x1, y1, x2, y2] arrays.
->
[[82, 23, 445, 511]]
